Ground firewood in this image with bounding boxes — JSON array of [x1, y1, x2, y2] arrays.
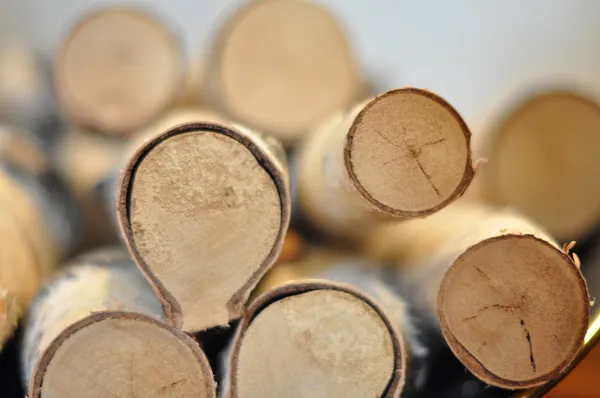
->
[[54, 7, 184, 135], [207, 0, 362, 144], [365, 201, 590, 389], [21, 248, 216, 398], [474, 90, 600, 241], [117, 121, 290, 332], [296, 88, 474, 239]]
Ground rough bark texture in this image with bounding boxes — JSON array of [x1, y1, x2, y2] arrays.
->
[[296, 88, 474, 240], [117, 121, 290, 332], [21, 248, 216, 398]]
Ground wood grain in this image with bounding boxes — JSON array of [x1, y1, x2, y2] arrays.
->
[[118, 121, 290, 332], [226, 281, 405, 398], [297, 88, 474, 239], [22, 248, 216, 398], [366, 202, 590, 389]]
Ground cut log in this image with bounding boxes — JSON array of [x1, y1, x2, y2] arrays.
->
[[0, 125, 80, 349], [207, 0, 362, 144], [54, 7, 184, 135], [296, 88, 474, 239], [364, 201, 590, 389], [254, 252, 433, 395], [117, 121, 291, 332], [56, 127, 125, 247], [475, 90, 600, 241], [21, 248, 216, 398], [226, 279, 406, 397]]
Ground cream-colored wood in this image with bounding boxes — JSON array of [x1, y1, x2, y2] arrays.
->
[[476, 91, 600, 241], [210, 0, 360, 143], [22, 248, 216, 398], [55, 7, 183, 135], [121, 122, 290, 332], [297, 88, 473, 239], [235, 289, 395, 398]]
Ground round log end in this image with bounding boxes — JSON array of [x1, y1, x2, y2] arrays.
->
[[30, 312, 216, 398], [55, 7, 183, 135], [229, 282, 405, 397], [438, 234, 589, 389], [118, 122, 289, 332], [345, 88, 474, 217], [216, 0, 359, 142], [481, 91, 600, 240]]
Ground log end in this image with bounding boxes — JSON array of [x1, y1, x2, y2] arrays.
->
[[345, 88, 474, 218], [480, 91, 600, 240], [229, 282, 405, 397], [216, 0, 359, 142], [55, 7, 183, 135], [438, 234, 589, 389], [118, 122, 289, 332], [30, 312, 215, 398]]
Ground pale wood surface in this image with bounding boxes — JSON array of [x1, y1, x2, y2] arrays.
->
[[476, 91, 600, 241], [297, 88, 474, 239], [119, 122, 290, 332], [366, 202, 590, 389], [55, 7, 183, 135], [22, 248, 216, 398], [210, 0, 360, 143], [227, 281, 405, 398]]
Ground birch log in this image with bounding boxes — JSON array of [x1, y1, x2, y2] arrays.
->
[[54, 7, 184, 135], [117, 121, 291, 332], [474, 90, 600, 242], [226, 278, 406, 398], [0, 125, 80, 349], [296, 88, 474, 240], [207, 0, 362, 144], [253, 252, 433, 395], [21, 248, 216, 398], [364, 201, 590, 389]]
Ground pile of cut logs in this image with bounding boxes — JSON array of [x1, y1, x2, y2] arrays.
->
[[0, 2, 597, 397]]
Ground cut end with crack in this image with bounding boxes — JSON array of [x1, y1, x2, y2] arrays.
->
[[31, 313, 215, 398], [229, 283, 404, 397], [120, 122, 288, 332], [346, 88, 473, 217], [55, 7, 182, 135], [438, 234, 589, 389], [482, 91, 600, 240], [217, 0, 359, 142]]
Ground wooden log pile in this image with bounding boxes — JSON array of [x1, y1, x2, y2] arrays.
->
[[0, 2, 596, 397]]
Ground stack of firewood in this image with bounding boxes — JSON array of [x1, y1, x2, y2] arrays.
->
[[0, 2, 597, 397]]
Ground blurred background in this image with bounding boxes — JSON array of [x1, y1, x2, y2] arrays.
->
[[2, 1, 600, 397], [3, 0, 600, 130]]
